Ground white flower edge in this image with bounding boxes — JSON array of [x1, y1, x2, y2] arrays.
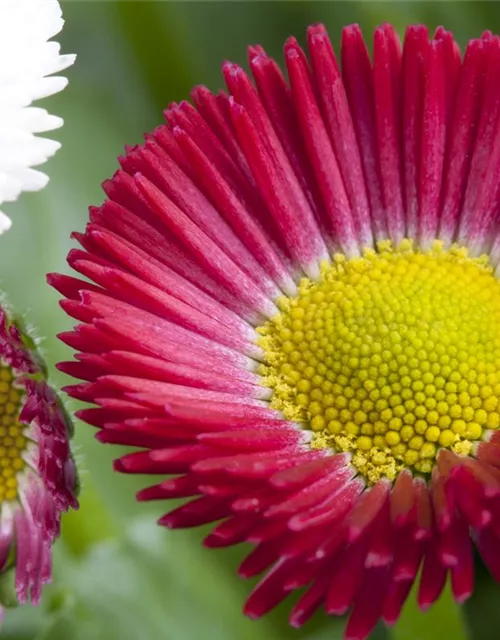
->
[[0, 0, 75, 233]]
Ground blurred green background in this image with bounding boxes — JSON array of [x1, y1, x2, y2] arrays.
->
[[2, 1, 500, 638]]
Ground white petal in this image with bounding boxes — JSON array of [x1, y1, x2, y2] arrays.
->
[[29, 75, 68, 101], [0, 134, 61, 169], [12, 168, 49, 192], [1, 107, 64, 133], [0, 210, 12, 235], [0, 0, 74, 222], [0, 174, 22, 202], [48, 52, 77, 75]]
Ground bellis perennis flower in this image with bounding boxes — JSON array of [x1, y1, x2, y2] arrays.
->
[[0, 0, 75, 232], [0, 307, 78, 612], [52, 22, 500, 639]]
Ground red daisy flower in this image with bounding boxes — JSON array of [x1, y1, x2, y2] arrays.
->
[[0, 305, 78, 614], [50, 22, 500, 639]]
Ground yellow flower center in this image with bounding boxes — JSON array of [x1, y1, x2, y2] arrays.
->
[[257, 240, 500, 484], [0, 365, 26, 502]]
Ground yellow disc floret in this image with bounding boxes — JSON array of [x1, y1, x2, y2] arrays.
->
[[0, 364, 26, 502], [257, 240, 500, 484]]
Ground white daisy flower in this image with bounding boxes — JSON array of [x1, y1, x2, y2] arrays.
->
[[0, 0, 75, 233]]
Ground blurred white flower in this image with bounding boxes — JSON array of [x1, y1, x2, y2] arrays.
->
[[0, 0, 75, 233]]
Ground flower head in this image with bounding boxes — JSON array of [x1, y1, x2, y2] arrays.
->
[[0, 304, 78, 609], [52, 23, 500, 639], [0, 0, 75, 232]]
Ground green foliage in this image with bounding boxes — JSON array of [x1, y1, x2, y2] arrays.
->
[[1, 2, 500, 638]]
